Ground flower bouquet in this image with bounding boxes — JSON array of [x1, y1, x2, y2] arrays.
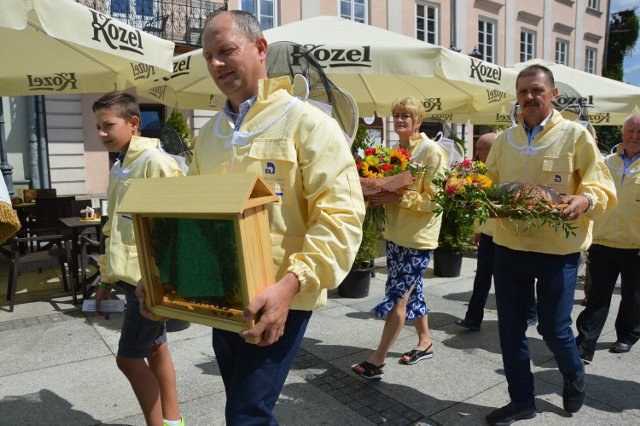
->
[[433, 159, 576, 240], [354, 146, 418, 197]]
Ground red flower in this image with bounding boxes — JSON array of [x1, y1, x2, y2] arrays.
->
[[446, 186, 456, 195], [461, 159, 472, 169], [397, 148, 411, 161], [364, 148, 377, 156], [356, 161, 362, 169], [381, 164, 393, 171]]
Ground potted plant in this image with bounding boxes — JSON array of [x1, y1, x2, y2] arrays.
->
[[338, 123, 381, 298], [433, 198, 475, 277], [432, 159, 482, 277], [338, 207, 381, 298]]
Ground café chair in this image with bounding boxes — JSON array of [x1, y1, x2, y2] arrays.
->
[[28, 196, 74, 252], [79, 215, 107, 300], [5, 231, 71, 312]]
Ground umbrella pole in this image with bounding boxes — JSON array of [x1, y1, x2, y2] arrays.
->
[[0, 98, 15, 195]]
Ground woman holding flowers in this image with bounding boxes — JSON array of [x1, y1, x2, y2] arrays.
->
[[352, 96, 449, 380]]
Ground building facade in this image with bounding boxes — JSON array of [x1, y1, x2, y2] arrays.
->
[[2, 0, 610, 197]]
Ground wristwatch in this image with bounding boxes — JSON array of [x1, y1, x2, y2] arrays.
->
[[583, 193, 595, 212]]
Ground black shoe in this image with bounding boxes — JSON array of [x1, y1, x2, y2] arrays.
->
[[526, 317, 538, 328], [610, 341, 632, 353], [486, 401, 536, 426], [563, 373, 586, 413], [578, 347, 593, 365], [455, 318, 481, 331]]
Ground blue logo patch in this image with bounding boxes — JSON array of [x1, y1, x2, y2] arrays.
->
[[554, 175, 562, 182], [265, 162, 276, 174]]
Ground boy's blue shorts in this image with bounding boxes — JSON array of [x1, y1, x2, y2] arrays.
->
[[117, 282, 168, 358]]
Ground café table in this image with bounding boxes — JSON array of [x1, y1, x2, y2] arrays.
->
[[58, 216, 103, 304]]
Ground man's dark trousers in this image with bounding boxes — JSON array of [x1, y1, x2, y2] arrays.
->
[[576, 244, 640, 357], [465, 234, 537, 326], [493, 245, 583, 408]]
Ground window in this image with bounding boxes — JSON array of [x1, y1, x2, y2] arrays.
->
[[340, 0, 367, 24], [416, 2, 438, 45], [111, 0, 129, 15], [136, 0, 153, 17], [585, 47, 597, 73], [478, 19, 496, 63], [110, 1, 154, 19], [520, 29, 536, 62], [555, 39, 568, 65], [587, 0, 599, 11], [240, 0, 277, 30]]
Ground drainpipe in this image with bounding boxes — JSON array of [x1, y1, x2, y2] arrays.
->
[[28, 97, 41, 189], [0, 99, 15, 194], [37, 96, 50, 188], [451, 0, 457, 47]]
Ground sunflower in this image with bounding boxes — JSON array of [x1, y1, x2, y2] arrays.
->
[[361, 157, 384, 178], [465, 174, 493, 189], [388, 149, 410, 170]]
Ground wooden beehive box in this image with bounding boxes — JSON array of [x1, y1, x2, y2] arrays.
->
[[117, 173, 278, 342]]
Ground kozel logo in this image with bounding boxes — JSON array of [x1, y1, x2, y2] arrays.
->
[[27, 73, 78, 91], [90, 10, 143, 55], [148, 85, 167, 100], [495, 113, 512, 123], [430, 114, 453, 121], [131, 63, 156, 80], [588, 113, 611, 124], [172, 56, 191, 78], [487, 89, 506, 104], [291, 44, 372, 68], [555, 95, 594, 107], [422, 98, 442, 112], [469, 59, 502, 85]]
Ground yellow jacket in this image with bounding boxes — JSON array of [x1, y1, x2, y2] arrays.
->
[[189, 76, 365, 311], [485, 110, 617, 254], [477, 219, 495, 237], [383, 133, 448, 250], [99, 136, 185, 286], [592, 149, 640, 249]]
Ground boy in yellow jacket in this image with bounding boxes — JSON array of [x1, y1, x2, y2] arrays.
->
[[92, 91, 185, 426]]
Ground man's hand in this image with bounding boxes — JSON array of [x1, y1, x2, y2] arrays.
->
[[135, 281, 168, 321], [473, 233, 481, 247], [561, 194, 590, 221], [239, 272, 299, 346], [368, 191, 402, 207], [94, 285, 111, 317]]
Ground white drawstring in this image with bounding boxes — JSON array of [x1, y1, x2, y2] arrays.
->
[[506, 121, 569, 156]]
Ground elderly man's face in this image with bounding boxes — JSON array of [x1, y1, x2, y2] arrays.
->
[[202, 13, 267, 109], [516, 72, 558, 128], [474, 138, 492, 163], [622, 114, 640, 158]]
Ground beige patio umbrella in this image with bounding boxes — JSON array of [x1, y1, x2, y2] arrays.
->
[[137, 16, 518, 122], [0, 0, 175, 96], [461, 58, 640, 126]]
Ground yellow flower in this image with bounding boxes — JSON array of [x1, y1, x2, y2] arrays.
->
[[361, 157, 384, 178], [388, 149, 409, 170], [465, 174, 493, 189]]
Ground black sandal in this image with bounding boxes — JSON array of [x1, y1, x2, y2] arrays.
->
[[352, 361, 385, 379], [401, 344, 434, 365]]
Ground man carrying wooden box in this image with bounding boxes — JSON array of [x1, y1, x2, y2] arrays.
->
[[139, 10, 365, 426]]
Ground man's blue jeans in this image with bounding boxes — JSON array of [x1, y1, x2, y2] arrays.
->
[[212, 310, 312, 426], [493, 245, 583, 408]]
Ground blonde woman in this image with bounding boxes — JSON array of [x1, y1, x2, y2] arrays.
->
[[352, 96, 448, 379]]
